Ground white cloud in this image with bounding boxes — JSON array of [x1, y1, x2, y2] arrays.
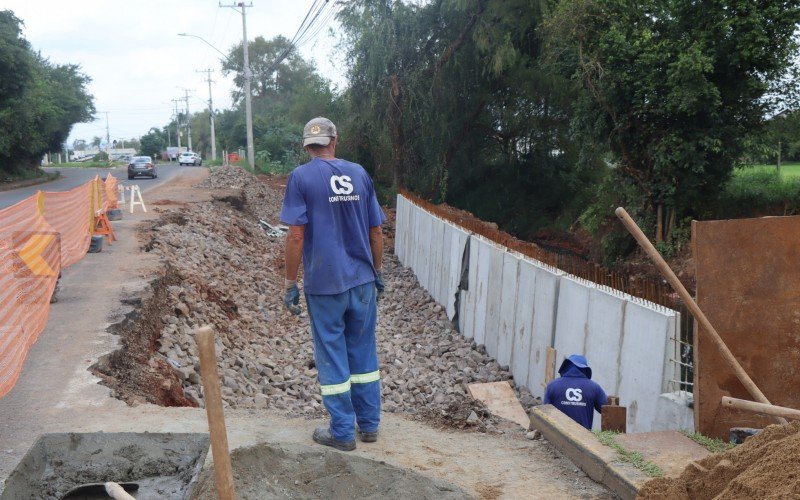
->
[[3, 0, 347, 145]]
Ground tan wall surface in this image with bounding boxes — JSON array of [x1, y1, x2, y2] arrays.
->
[[693, 216, 800, 439]]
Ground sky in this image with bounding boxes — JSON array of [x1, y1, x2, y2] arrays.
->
[[4, 0, 347, 147]]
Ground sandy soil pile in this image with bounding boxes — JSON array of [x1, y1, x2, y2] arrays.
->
[[190, 442, 470, 499], [638, 421, 800, 499]]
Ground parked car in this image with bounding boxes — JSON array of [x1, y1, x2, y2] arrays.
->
[[179, 151, 202, 166], [127, 156, 157, 179]]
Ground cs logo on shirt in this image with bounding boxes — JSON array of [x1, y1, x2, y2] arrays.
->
[[330, 175, 354, 195], [565, 388, 583, 402]]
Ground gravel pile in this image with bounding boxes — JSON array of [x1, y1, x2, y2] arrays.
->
[[147, 166, 535, 427]]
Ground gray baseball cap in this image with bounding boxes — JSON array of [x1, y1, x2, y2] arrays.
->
[[303, 117, 337, 147]]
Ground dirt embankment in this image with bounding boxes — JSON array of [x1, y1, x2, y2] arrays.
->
[[639, 421, 800, 499], [92, 266, 195, 407]]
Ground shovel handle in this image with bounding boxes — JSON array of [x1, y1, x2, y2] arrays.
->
[[614, 207, 786, 424], [196, 326, 237, 500]]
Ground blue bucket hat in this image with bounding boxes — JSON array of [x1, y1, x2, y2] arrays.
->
[[558, 354, 592, 379]]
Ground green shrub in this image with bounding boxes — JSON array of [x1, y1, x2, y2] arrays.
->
[[717, 169, 800, 217]]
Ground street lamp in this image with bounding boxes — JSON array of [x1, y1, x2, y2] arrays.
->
[[178, 32, 255, 169]]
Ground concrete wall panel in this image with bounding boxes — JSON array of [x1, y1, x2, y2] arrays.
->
[[510, 260, 537, 386], [471, 238, 492, 346], [461, 235, 479, 339], [497, 252, 521, 367], [618, 301, 674, 432], [553, 277, 593, 366], [418, 212, 432, 291], [445, 225, 468, 320], [394, 196, 404, 263], [482, 242, 505, 358], [584, 288, 627, 395], [526, 265, 562, 394], [429, 218, 446, 304]]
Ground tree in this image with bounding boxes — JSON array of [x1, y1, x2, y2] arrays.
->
[[222, 35, 328, 102], [0, 10, 94, 173], [139, 128, 166, 158], [543, 0, 800, 246], [336, 0, 595, 237]]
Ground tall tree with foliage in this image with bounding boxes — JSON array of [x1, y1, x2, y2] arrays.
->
[[0, 10, 94, 173], [216, 35, 340, 173], [543, 0, 800, 250], [337, 0, 597, 236]]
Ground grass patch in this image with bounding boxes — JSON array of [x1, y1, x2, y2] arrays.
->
[[595, 430, 664, 477], [680, 430, 734, 454], [737, 163, 800, 178], [54, 161, 122, 168], [717, 169, 800, 217]]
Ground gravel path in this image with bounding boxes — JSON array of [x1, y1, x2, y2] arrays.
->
[[138, 166, 537, 429]]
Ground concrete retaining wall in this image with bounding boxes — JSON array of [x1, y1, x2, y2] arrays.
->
[[394, 195, 681, 432]]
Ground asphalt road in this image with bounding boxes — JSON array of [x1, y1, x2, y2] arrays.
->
[[0, 163, 199, 210]]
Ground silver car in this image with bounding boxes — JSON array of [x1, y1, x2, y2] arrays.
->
[[179, 152, 202, 166]]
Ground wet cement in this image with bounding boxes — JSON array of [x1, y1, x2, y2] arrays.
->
[[190, 442, 472, 500], [0, 432, 209, 499]]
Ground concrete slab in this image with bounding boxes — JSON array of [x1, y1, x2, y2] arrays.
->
[[530, 405, 711, 500], [496, 252, 520, 367], [483, 243, 504, 358], [467, 381, 529, 429], [510, 260, 537, 389], [614, 431, 709, 478], [530, 405, 642, 500]]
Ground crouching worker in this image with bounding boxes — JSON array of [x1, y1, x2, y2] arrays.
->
[[280, 117, 387, 452], [544, 354, 607, 430]]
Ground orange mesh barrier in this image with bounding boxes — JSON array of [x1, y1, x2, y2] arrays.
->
[[0, 196, 61, 398], [0, 175, 119, 397], [42, 182, 92, 268]]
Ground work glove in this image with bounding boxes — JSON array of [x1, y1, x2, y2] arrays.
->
[[375, 271, 385, 301], [283, 281, 301, 315]]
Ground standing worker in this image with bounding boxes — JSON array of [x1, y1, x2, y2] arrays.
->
[[544, 354, 607, 430], [280, 117, 386, 452]]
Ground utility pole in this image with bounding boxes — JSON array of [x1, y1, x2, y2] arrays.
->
[[172, 99, 182, 150], [183, 89, 193, 151], [220, 1, 255, 169], [198, 68, 217, 161], [104, 112, 111, 162]]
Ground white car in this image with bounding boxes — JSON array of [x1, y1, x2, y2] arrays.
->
[[178, 151, 202, 166]]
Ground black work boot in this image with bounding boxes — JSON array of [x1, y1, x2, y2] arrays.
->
[[358, 429, 378, 443], [312, 427, 356, 451]]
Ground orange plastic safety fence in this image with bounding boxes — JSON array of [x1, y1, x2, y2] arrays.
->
[[42, 182, 93, 268], [0, 196, 61, 398]]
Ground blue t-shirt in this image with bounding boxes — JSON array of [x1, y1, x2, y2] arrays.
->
[[544, 367, 608, 429], [280, 157, 386, 295]]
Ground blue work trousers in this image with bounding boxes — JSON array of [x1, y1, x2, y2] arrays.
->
[[306, 282, 381, 442]]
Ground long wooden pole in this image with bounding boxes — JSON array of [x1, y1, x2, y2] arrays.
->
[[196, 326, 237, 500], [722, 396, 800, 421], [614, 207, 786, 425]]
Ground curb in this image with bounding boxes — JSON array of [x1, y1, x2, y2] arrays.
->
[[530, 405, 645, 500], [0, 172, 60, 192]]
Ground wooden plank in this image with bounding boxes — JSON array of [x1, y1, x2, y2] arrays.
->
[[601, 405, 627, 433], [468, 381, 530, 429], [544, 347, 557, 387]]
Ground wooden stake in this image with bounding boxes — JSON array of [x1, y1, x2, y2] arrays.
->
[[544, 347, 557, 386], [196, 326, 236, 500], [721, 396, 800, 421], [615, 207, 787, 425]]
